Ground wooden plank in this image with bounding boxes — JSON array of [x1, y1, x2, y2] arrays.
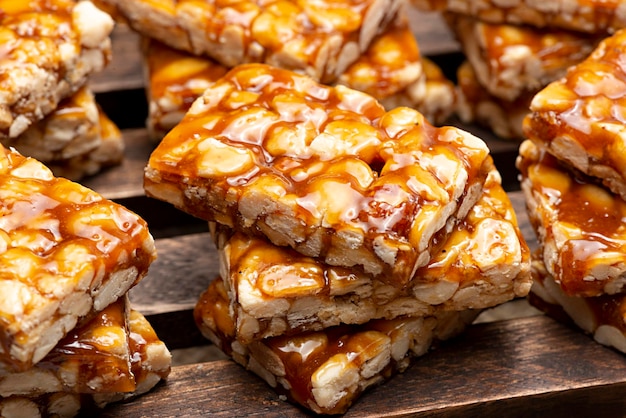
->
[[81, 128, 150, 200], [408, 6, 459, 56], [129, 232, 217, 316], [90, 24, 144, 93], [99, 315, 626, 417]]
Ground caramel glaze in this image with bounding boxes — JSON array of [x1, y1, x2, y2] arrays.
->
[[519, 142, 626, 296], [195, 277, 419, 415], [339, 20, 421, 99], [222, 160, 523, 305], [0, 6, 75, 79], [524, 29, 626, 175], [38, 298, 135, 393], [0, 146, 155, 371], [127, 309, 168, 385], [148, 64, 490, 284], [531, 257, 626, 334], [267, 319, 401, 414], [145, 39, 228, 111], [162, 0, 379, 83], [426, 0, 626, 34], [482, 21, 599, 76]]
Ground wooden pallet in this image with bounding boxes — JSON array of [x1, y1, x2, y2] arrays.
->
[[74, 11, 626, 418]]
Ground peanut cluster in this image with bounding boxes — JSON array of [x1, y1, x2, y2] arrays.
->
[[524, 29, 626, 202], [0, 0, 113, 138], [97, 0, 404, 83], [195, 277, 479, 415], [0, 299, 171, 416], [214, 164, 530, 343], [0, 145, 156, 373], [146, 64, 491, 285], [518, 140, 626, 297]]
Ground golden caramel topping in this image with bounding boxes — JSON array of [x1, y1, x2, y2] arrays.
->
[[524, 29, 626, 202], [518, 139, 626, 296], [0, 144, 155, 372], [145, 39, 228, 111], [213, 159, 530, 342], [455, 60, 531, 140], [531, 256, 626, 337], [482, 22, 596, 75], [144, 22, 425, 141], [36, 298, 135, 394], [337, 18, 423, 101], [448, 12, 600, 101], [0, 300, 171, 415], [125, 309, 172, 389], [146, 63, 491, 285], [143, 38, 229, 140]]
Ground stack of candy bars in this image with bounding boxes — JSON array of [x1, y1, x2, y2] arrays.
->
[[414, 0, 614, 140], [0, 0, 127, 181], [144, 63, 532, 414], [517, 28, 626, 354], [0, 143, 170, 417], [94, 0, 457, 142]]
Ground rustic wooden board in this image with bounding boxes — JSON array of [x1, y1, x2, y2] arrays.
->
[[58, 6, 626, 417]]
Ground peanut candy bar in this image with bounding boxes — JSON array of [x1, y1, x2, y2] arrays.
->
[[411, 57, 456, 126], [213, 161, 531, 342], [47, 106, 125, 181], [530, 255, 626, 354], [0, 304, 171, 418], [3, 86, 101, 164], [145, 63, 492, 286], [0, 0, 114, 138], [142, 39, 229, 141], [456, 60, 530, 140], [517, 139, 626, 297], [446, 13, 599, 101], [94, 0, 403, 84], [524, 28, 626, 202], [195, 277, 479, 415], [336, 18, 426, 111], [143, 20, 426, 142], [413, 0, 626, 34], [0, 145, 156, 373]]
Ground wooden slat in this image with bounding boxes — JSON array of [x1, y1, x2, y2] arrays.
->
[[129, 232, 217, 316], [90, 24, 144, 93], [408, 6, 459, 56]]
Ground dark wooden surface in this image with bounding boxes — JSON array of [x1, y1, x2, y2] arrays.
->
[[73, 8, 626, 417]]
